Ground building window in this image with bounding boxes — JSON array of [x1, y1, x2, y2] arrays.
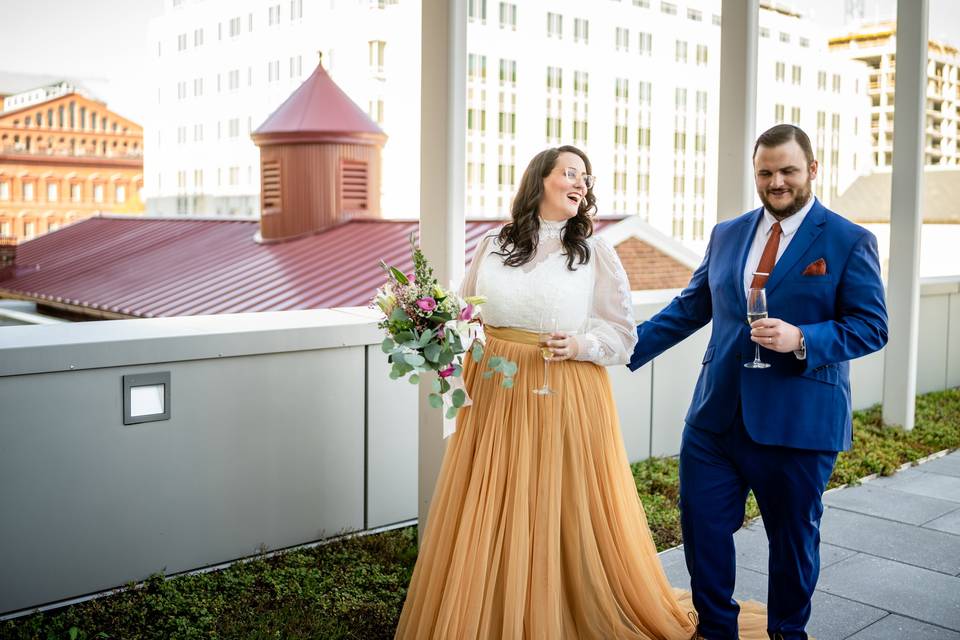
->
[[547, 12, 563, 38], [615, 77, 629, 100], [760, 27, 770, 38], [818, 70, 827, 91], [24, 221, 35, 239], [792, 65, 801, 85], [369, 40, 386, 74], [177, 33, 187, 51], [468, 0, 487, 24], [687, 8, 702, 21], [116, 184, 126, 204], [268, 4, 281, 25], [229, 69, 240, 91], [799, 37, 809, 47], [791, 107, 800, 124], [499, 59, 516, 85], [775, 103, 784, 121], [94, 184, 104, 203], [674, 87, 687, 109], [634, 0, 649, 7], [832, 74, 841, 93], [638, 32, 652, 56], [229, 118, 240, 138], [696, 90, 707, 113], [290, 0, 302, 19], [194, 124, 203, 141], [498, 2, 517, 29], [574, 17, 589, 44], [638, 81, 651, 105], [779, 32, 790, 44], [194, 28, 204, 46], [177, 81, 187, 100], [547, 66, 563, 91], [268, 60, 280, 83], [193, 77, 203, 96], [696, 44, 708, 65], [775, 61, 785, 82], [616, 27, 629, 52], [71, 183, 81, 202], [661, 2, 677, 15], [229, 16, 241, 37], [468, 54, 488, 82], [675, 40, 687, 63], [573, 70, 589, 96], [23, 182, 35, 201], [229, 166, 240, 186], [0, 181, 9, 201]]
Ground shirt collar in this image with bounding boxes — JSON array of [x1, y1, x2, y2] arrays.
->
[[762, 195, 816, 238]]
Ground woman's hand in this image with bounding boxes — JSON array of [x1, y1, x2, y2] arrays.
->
[[546, 332, 579, 361]]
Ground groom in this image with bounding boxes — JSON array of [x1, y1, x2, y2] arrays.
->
[[628, 124, 887, 639]]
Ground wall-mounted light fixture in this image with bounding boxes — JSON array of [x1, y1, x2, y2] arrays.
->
[[123, 372, 171, 425]]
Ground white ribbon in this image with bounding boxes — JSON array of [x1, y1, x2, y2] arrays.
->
[[440, 322, 486, 439]]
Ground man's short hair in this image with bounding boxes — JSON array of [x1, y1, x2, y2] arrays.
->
[[753, 124, 815, 164]]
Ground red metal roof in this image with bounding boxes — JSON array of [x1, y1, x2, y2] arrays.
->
[[0, 216, 621, 318], [252, 59, 386, 146]]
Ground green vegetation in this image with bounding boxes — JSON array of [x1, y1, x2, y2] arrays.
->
[[4, 389, 957, 640]]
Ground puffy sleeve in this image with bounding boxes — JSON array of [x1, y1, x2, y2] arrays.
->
[[459, 233, 496, 299], [573, 236, 638, 366]]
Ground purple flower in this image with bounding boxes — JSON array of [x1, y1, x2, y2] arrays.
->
[[437, 325, 445, 339], [416, 297, 437, 312], [458, 304, 474, 321], [438, 365, 455, 378]]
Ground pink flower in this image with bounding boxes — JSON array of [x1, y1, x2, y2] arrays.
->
[[438, 365, 455, 378], [437, 325, 445, 339], [407, 272, 416, 283], [458, 303, 474, 321], [416, 297, 437, 312]]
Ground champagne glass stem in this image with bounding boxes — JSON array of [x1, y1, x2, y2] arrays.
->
[[754, 342, 761, 365], [543, 358, 550, 391]]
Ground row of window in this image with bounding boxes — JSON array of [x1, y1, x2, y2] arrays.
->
[[6, 103, 129, 134], [166, 167, 253, 190], [168, 1, 303, 55], [172, 57, 304, 101], [0, 180, 131, 204]]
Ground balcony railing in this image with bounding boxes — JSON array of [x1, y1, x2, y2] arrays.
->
[[1, 277, 959, 617]]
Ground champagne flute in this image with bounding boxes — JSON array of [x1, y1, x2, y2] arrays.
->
[[745, 288, 771, 369], [533, 311, 559, 395]]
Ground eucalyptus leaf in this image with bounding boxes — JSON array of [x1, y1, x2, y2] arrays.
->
[[424, 343, 441, 363], [489, 356, 503, 368], [390, 307, 410, 323], [438, 348, 455, 366], [446, 406, 459, 420], [409, 374, 420, 384], [428, 393, 443, 409], [418, 329, 434, 346], [502, 377, 514, 389], [502, 361, 518, 376], [452, 388, 466, 408], [432, 378, 442, 393], [381, 337, 395, 353], [439, 378, 451, 394], [471, 341, 484, 362], [395, 330, 414, 343], [404, 353, 426, 367], [482, 370, 494, 379]]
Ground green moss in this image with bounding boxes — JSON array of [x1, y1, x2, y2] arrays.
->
[[4, 389, 957, 639]]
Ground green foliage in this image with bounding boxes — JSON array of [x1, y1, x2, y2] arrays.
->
[[4, 390, 956, 638]]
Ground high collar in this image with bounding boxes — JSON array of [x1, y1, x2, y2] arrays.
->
[[538, 217, 568, 239]]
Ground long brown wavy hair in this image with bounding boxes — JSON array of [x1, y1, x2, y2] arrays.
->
[[495, 145, 598, 271]]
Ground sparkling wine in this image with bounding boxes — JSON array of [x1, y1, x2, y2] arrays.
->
[[747, 311, 768, 326], [538, 343, 553, 360]]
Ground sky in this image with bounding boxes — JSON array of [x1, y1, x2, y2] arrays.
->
[[0, 0, 956, 126]]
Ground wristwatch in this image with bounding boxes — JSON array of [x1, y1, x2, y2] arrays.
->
[[795, 332, 807, 360]]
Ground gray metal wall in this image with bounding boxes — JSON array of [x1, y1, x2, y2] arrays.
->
[[1, 277, 958, 615]]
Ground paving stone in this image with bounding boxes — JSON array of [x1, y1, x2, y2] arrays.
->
[[804, 590, 886, 640], [868, 468, 960, 503], [658, 545, 769, 604], [846, 614, 960, 640], [823, 483, 958, 524], [820, 506, 960, 574], [659, 546, 690, 591], [923, 506, 960, 537], [818, 554, 960, 632], [915, 452, 960, 478]]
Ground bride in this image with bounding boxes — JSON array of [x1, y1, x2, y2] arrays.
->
[[395, 146, 765, 639]]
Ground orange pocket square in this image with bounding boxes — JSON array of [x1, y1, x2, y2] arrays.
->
[[802, 258, 827, 276]]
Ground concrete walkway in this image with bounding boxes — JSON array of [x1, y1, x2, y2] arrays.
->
[[659, 450, 960, 639]]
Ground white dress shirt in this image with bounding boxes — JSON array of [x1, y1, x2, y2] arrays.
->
[[742, 195, 816, 296]]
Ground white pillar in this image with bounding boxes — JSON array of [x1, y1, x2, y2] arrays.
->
[[715, 0, 759, 221], [418, 0, 466, 541], [882, 0, 929, 430]]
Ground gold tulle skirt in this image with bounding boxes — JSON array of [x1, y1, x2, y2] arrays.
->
[[395, 327, 767, 639]]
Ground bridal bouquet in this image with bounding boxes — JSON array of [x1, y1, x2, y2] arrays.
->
[[374, 235, 517, 427]]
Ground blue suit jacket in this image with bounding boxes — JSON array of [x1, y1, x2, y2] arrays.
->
[[628, 200, 888, 451]]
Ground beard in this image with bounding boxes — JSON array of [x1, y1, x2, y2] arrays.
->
[[759, 180, 813, 219]]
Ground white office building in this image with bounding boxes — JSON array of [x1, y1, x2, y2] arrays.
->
[[146, 0, 871, 249]]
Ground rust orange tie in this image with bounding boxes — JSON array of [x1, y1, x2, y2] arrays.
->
[[750, 221, 782, 289]]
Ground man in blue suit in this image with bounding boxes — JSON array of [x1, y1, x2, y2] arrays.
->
[[629, 124, 887, 639]]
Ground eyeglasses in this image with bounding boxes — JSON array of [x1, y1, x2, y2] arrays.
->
[[561, 167, 596, 190]]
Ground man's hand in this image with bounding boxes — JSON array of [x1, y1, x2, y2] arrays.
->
[[750, 318, 802, 353], [546, 331, 579, 360]]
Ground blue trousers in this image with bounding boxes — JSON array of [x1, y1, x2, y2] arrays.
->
[[679, 411, 837, 640]]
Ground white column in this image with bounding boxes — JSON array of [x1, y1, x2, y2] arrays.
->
[[882, 0, 929, 430], [418, 0, 466, 541], [715, 0, 759, 221]]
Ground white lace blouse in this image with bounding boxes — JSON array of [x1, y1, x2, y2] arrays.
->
[[460, 218, 638, 366]]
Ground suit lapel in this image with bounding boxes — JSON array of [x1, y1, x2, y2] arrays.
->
[[763, 200, 827, 296], [734, 208, 764, 316]]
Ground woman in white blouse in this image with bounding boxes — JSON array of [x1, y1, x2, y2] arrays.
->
[[395, 147, 765, 639]]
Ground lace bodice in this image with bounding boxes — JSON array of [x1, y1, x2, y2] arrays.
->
[[460, 219, 637, 366]]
